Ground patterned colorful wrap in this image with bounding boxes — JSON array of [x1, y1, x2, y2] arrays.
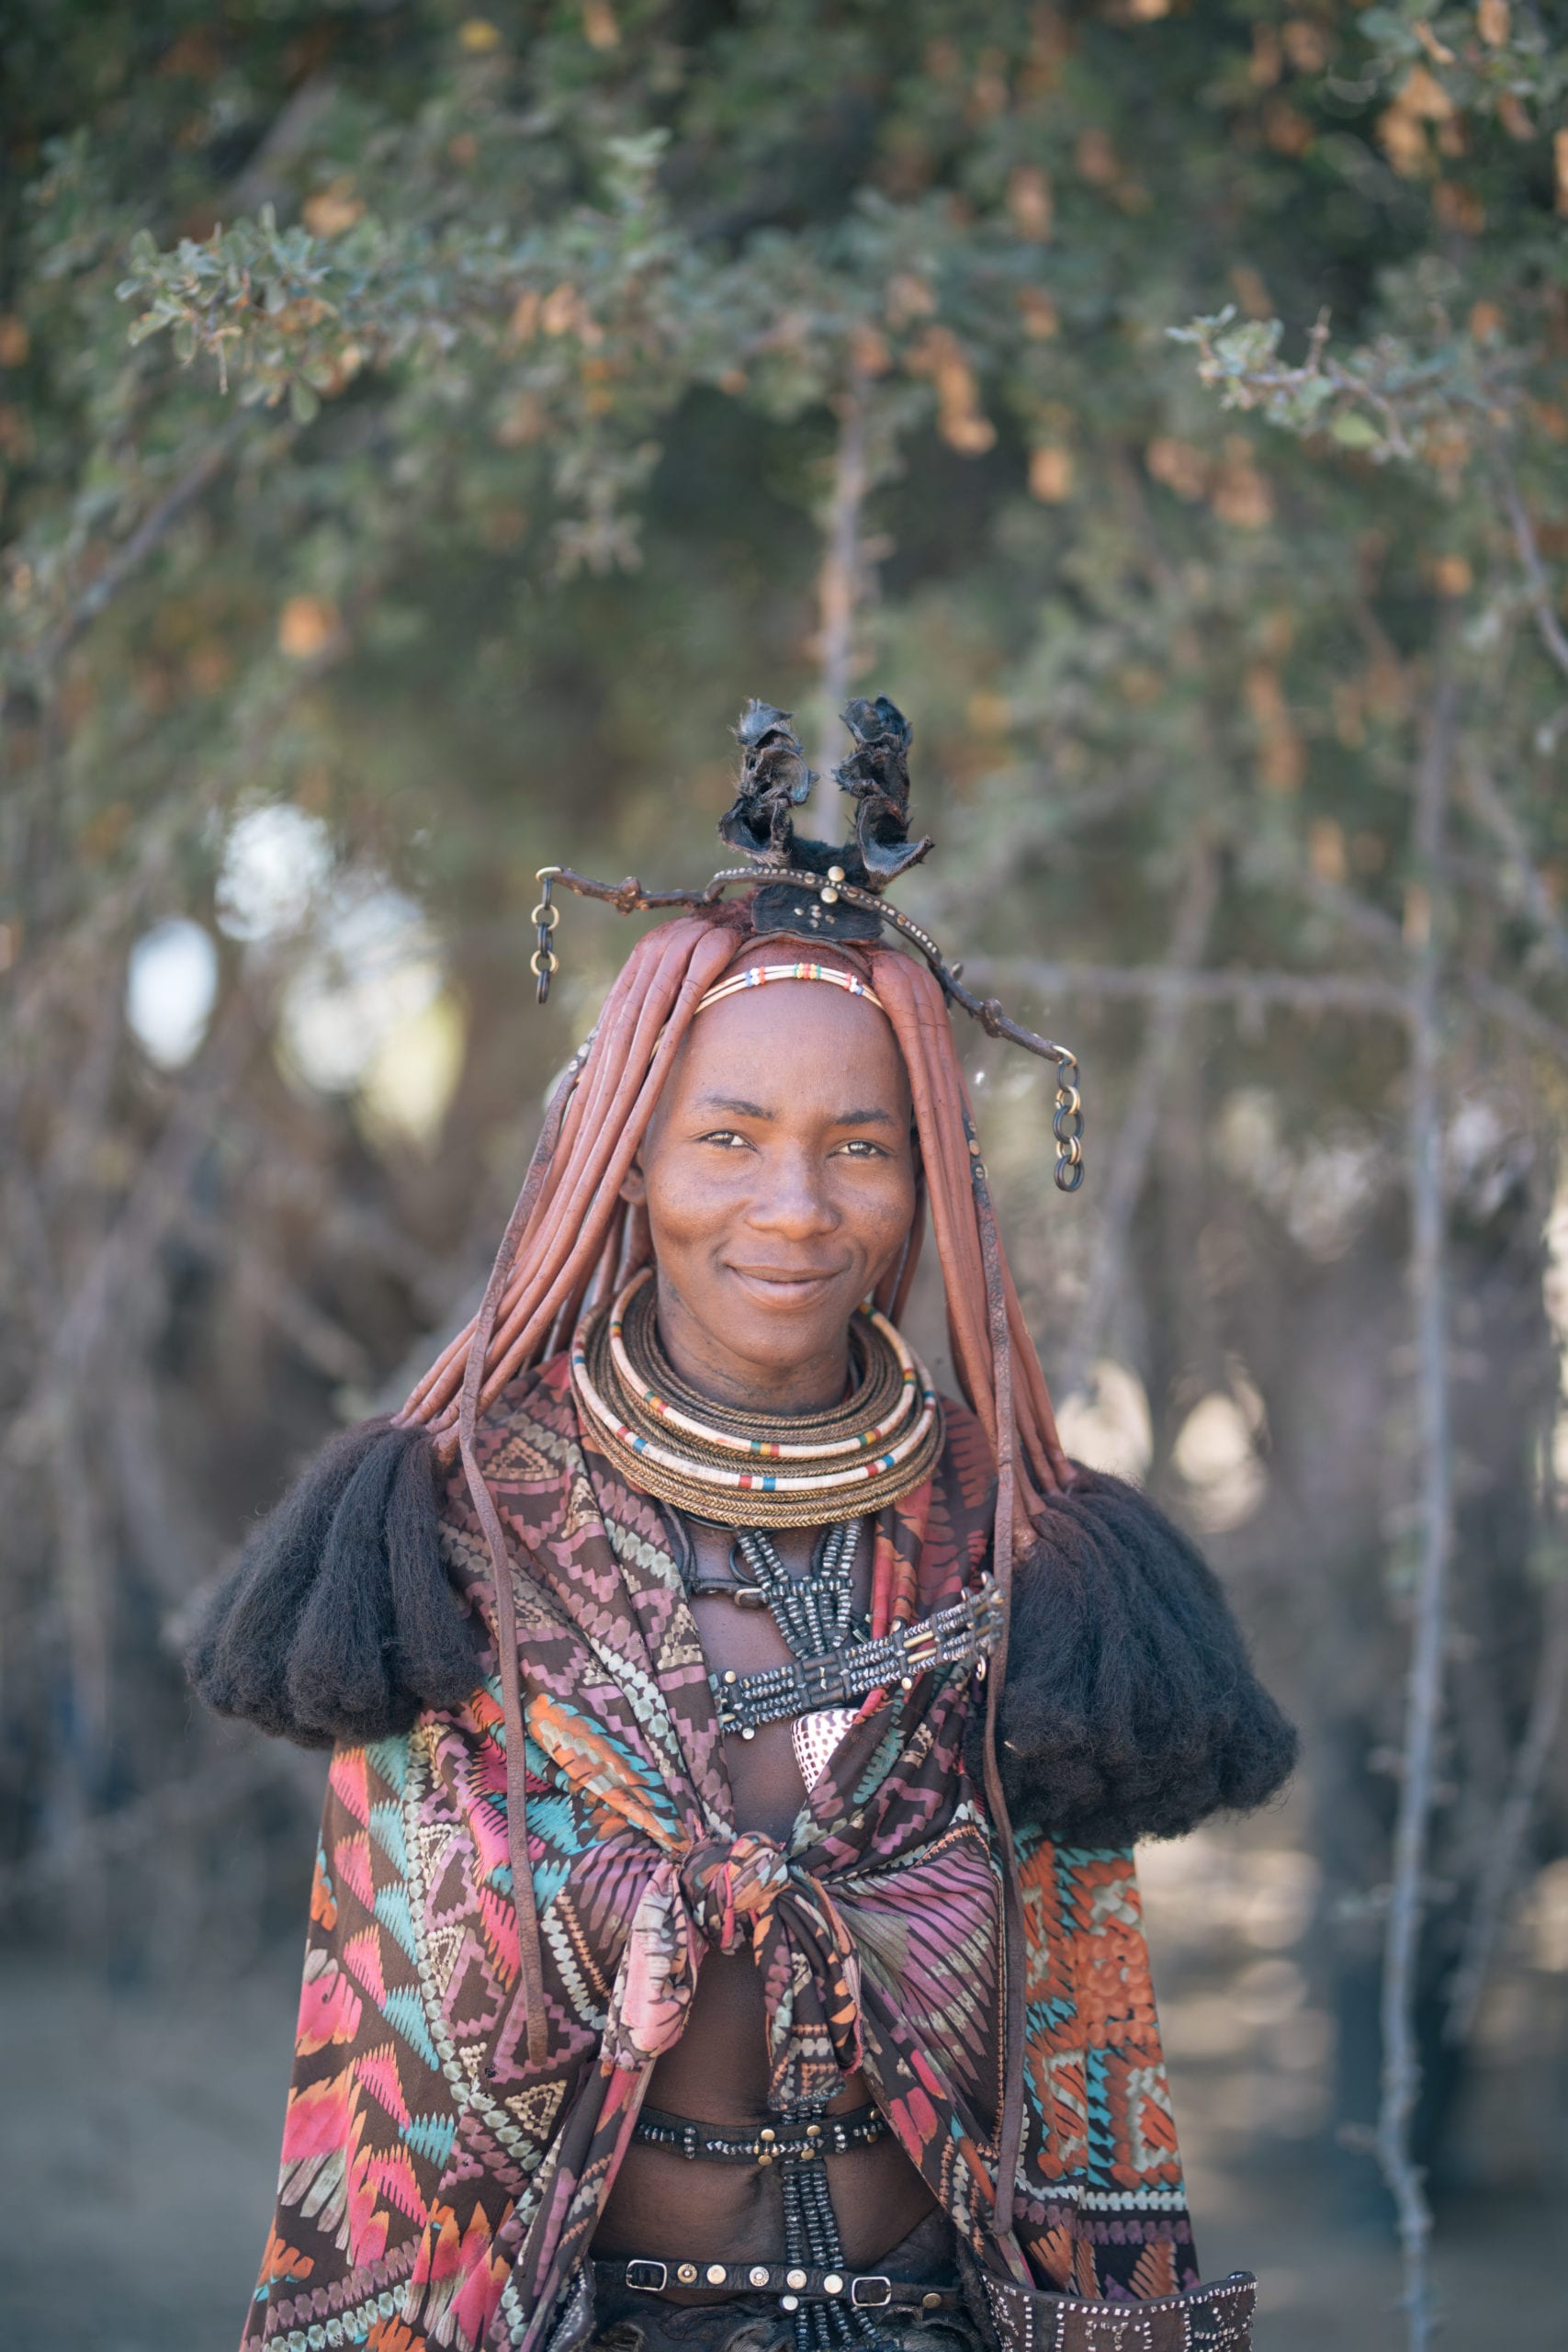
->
[[243, 1359, 1195, 2352]]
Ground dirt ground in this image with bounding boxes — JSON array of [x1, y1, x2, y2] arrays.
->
[[2, 1827, 1560, 2352]]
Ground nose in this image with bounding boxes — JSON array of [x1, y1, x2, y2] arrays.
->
[[744, 1143, 840, 1241]]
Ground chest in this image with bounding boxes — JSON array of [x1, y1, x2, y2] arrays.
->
[[682, 1517, 874, 1843]]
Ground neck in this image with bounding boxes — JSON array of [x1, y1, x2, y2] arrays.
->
[[653, 1285, 852, 1417]]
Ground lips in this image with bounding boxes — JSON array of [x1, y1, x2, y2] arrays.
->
[[726, 1263, 848, 1303]]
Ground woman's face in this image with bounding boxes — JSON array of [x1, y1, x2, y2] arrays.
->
[[622, 975, 918, 1409]]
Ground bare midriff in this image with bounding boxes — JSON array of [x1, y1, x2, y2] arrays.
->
[[591, 1516, 937, 2290]]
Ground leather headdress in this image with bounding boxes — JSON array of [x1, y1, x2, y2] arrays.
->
[[530, 695, 1085, 1195]]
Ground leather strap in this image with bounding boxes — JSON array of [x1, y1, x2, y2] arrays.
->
[[966, 1111, 1025, 2240], [686, 1577, 770, 1606], [593, 2257, 959, 2312]]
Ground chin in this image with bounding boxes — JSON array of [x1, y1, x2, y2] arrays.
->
[[719, 1283, 851, 1361]]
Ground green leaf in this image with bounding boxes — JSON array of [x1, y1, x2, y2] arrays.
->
[[1328, 411, 1382, 448]]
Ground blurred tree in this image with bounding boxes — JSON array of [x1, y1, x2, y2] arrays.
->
[[5, 5, 1568, 2337]]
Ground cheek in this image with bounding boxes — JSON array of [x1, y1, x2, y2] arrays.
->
[[848, 1162, 919, 1258], [639, 1157, 738, 1252]]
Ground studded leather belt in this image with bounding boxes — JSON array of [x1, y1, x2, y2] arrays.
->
[[631, 2101, 887, 2165], [592, 2256, 960, 2313]]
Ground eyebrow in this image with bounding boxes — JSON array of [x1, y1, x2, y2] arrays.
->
[[693, 1095, 898, 1128], [695, 1093, 774, 1121]]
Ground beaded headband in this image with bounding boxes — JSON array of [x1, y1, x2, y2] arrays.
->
[[530, 695, 1084, 1191], [694, 960, 886, 1019]]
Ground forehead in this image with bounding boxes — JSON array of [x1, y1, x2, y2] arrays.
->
[[666, 978, 908, 1106]]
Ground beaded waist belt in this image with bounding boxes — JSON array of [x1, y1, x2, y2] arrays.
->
[[594, 2256, 960, 2314], [711, 1578, 1004, 1738], [980, 2271, 1256, 2352], [633, 2102, 886, 2166]]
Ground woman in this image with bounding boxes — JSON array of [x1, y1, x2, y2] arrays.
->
[[192, 699, 1292, 2352]]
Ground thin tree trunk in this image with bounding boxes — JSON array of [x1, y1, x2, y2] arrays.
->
[[1444, 1566, 1568, 2046], [1375, 650, 1459, 2352], [1057, 843, 1219, 1398], [810, 371, 869, 832]]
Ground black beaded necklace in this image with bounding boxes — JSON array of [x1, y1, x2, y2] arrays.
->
[[732, 1522, 860, 1654], [673, 1515, 865, 1648]]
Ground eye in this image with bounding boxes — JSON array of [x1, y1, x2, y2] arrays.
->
[[832, 1138, 887, 1159], [696, 1129, 753, 1150]]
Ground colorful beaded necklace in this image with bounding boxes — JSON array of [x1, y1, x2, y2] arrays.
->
[[570, 1267, 942, 1529]]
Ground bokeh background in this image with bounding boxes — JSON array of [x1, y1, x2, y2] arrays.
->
[[5, 6, 1567, 2347]]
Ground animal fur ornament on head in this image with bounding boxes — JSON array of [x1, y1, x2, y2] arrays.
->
[[189, 694, 1295, 2131]]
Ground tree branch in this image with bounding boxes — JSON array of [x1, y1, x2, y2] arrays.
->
[[2, 991, 257, 1474], [1292, 870, 1568, 1066], [1496, 458, 1568, 687], [1462, 968, 1568, 1064], [964, 956, 1411, 1020], [224, 73, 341, 218], [914, 769, 1163, 927], [1296, 866, 1404, 956], [33, 425, 243, 680], [1461, 757, 1568, 974]]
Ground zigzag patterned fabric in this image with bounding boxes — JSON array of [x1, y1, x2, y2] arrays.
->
[[243, 1358, 1197, 2351]]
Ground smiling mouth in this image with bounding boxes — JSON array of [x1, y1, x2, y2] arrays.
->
[[727, 1265, 847, 1298]]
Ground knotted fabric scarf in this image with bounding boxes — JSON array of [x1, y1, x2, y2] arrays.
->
[[607, 1831, 864, 2096], [241, 1359, 1196, 2352]]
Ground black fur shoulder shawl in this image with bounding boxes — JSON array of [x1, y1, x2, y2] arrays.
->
[[186, 1419, 479, 1749], [970, 1464, 1297, 1847], [189, 1426, 1296, 1846]]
